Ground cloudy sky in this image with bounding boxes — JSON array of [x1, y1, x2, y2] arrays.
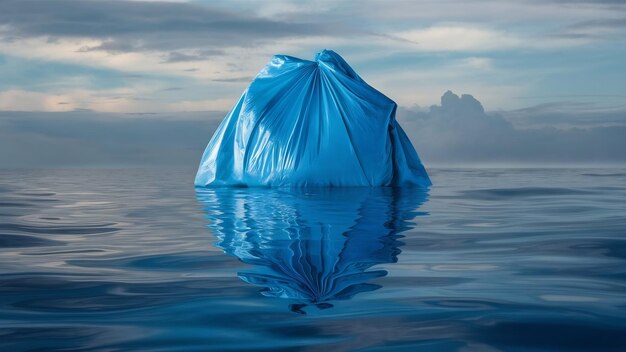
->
[[1, 0, 625, 167]]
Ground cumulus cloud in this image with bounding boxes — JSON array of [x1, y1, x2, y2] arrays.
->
[[397, 91, 626, 165]]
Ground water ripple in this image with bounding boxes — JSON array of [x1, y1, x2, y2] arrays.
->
[[0, 168, 625, 351]]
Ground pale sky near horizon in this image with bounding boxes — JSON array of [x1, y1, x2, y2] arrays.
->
[[1, 0, 625, 166]]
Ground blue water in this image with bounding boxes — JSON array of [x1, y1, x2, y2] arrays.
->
[[1, 168, 625, 351]]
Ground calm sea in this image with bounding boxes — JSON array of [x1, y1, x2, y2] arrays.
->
[[1, 168, 625, 351]]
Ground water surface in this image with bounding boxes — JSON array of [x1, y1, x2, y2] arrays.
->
[[1, 168, 625, 351]]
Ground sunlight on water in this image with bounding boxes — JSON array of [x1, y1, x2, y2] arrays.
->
[[1, 168, 626, 351]]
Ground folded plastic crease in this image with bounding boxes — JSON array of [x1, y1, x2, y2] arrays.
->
[[195, 49, 431, 187]]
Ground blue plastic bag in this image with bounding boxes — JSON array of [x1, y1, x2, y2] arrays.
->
[[195, 50, 431, 187]]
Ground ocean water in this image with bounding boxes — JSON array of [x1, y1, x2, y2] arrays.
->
[[1, 168, 625, 351]]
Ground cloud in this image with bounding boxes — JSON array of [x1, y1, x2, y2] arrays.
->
[[161, 50, 223, 63], [370, 70, 527, 110], [392, 24, 599, 52], [394, 26, 524, 52], [265, 0, 626, 28], [0, 0, 624, 115], [0, 87, 239, 112], [553, 17, 626, 39], [0, 0, 335, 52], [501, 101, 626, 129], [397, 91, 626, 165], [0, 24, 353, 84], [0, 0, 357, 83], [547, 0, 626, 5], [0, 89, 73, 112]]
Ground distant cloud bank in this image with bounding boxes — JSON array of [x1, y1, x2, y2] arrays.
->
[[398, 91, 626, 165]]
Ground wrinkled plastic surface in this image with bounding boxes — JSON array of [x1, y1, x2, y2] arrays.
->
[[195, 49, 431, 187], [196, 187, 428, 309]]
